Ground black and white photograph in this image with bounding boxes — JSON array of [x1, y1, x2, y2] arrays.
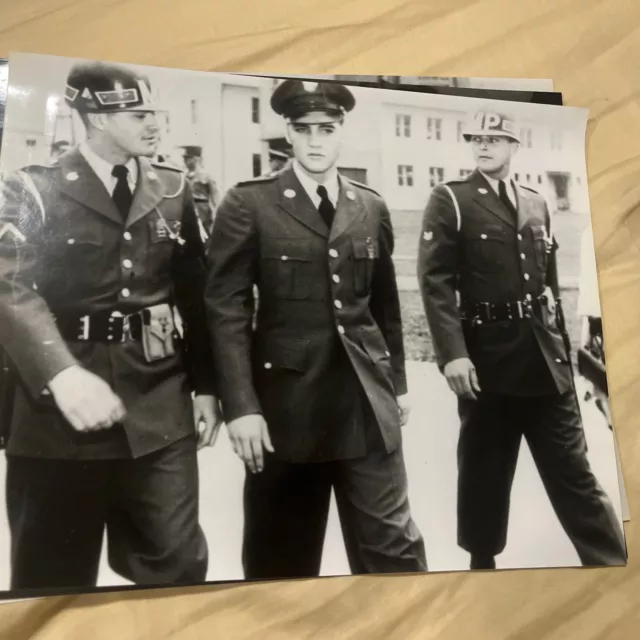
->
[[0, 52, 627, 599]]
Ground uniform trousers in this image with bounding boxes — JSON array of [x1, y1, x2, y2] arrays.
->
[[456, 391, 627, 565], [6, 434, 208, 591], [241, 438, 427, 579]]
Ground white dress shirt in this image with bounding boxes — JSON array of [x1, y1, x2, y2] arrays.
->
[[79, 142, 138, 195], [292, 160, 340, 209], [479, 170, 518, 210]]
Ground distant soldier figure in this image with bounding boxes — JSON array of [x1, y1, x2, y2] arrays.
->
[[265, 148, 290, 175], [417, 109, 627, 570], [50, 140, 72, 165], [182, 145, 220, 236], [0, 61, 221, 591]]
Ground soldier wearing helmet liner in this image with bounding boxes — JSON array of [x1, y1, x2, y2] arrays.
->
[[205, 79, 427, 579], [417, 110, 627, 570], [181, 145, 220, 237], [0, 61, 222, 590]]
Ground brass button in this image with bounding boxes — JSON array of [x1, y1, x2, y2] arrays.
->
[[334, 300, 343, 309], [329, 249, 339, 258], [123, 231, 132, 241], [121, 288, 131, 298], [123, 259, 133, 269], [332, 274, 340, 283]]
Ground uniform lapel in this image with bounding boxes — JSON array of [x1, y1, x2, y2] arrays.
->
[[513, 183, 534, 231], [125, 157, 166, 229], [469, 170, 516, 228], [329, 175, 367, 243], [58, 149, 122, 225], [275, 168, 328, 238]]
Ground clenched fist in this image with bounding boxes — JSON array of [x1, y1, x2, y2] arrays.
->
[[48, 365, 126, 432], [443, 357, 481, 401]]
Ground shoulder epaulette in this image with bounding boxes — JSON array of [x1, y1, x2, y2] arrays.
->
[[235, 174, 278, 187], [519, 184, 540, 195], [345, 178, 381, 197], [19, 164, 58, 176]]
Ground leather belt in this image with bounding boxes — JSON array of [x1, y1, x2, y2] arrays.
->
[[56, 309, 147, 343], [461, 295, 551, 324]]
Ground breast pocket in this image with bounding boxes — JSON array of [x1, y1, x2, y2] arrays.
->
[[147, 215, 182, 280], [352, 236, 379, 297], [465, 226, 506, 272], [44, 227, 106, 288], [532, 225, 551, 272], [260, 238, 322, 300]]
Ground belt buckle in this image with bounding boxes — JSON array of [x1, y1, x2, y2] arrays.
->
[[78, 315, 89, 340]]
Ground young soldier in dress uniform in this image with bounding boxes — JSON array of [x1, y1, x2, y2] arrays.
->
[[0, 61, 222, 591], [182, 145, 220, 237], [417, 110, 627, 570], [205, 79, 426, 579]]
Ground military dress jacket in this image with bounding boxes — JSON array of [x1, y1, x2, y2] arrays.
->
[[205, 166, 407, 463], [0, 148, 215, 459], [417, 169, 573, 396]]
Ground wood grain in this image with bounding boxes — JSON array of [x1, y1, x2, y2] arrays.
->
[[1, 0, 640, 637]]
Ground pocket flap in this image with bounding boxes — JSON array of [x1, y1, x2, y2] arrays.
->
[[261, 238, 311, 261], [352, 237, 379, 259], [260, 338, 310, 371]]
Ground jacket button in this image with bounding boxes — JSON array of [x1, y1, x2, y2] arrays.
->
[[121, 288, 131, 298], [555, 358, 562, 363], [334, 300, 343, 309], [123, 231, 132, 241], [329, 249, 338, 258], [332, 274, 340, 283], [67, 238, 75, 245], [517, 234, 523, 241], [520, 253, 526, 260], [264, 362, 272, 369], [281, 255, 288, 261], [524, 273, 530, 281], [122, 259, 133, 269], [337, 324, 345, 335]]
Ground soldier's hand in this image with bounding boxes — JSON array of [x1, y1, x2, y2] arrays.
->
[[397, 393, 412, 426], [193, 394, 223, 450], [226, 413, 274, 474], [443, 358, 481, 400], [48, 365, 126, 432]]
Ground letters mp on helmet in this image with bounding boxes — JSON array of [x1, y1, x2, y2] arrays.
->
[[64, 61, 160, 113], [462, 110, 521, 143]]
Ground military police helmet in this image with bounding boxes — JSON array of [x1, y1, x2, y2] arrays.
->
[[462, 110, 520, 143], [64, 61, 159, 113], [270, 79, 356, 120]]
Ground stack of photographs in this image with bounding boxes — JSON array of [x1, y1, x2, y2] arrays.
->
[[0, 53, 629, 601]]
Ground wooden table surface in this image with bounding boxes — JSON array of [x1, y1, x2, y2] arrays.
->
[[1, 0, 640, 637]]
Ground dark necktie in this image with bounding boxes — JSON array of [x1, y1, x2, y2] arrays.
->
[[112, 165, 133, 220], [316, 184, 335, 229], [498, 179, 518, 222]]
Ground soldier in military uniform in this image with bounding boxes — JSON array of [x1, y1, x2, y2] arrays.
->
[[417, 110, 627, 570], [205, 79, 426, 579], [0, 61, 221, 591], [182, 145, 220, 237]]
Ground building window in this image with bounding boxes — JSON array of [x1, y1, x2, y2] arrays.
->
[[538, 174, 543, 184], [396, 114, 411, 137], [520, 127, 533, 148], [426, 117, 442, 141], [252, 153, 262, 177], [456, 121, 465, 142], [526, 173, 531, 183], [397, 164, 414, 186], [251, 97, 260, 124], [429, 166, 444, 187], [190, 99, 198, 125], [550, 130, 563, 150], [514, 172, 520, 182]]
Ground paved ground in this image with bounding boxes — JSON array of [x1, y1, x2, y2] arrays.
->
[[0, 362, 626, 592]]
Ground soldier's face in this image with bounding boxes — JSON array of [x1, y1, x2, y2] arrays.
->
[[285, 113, 344, 176], [103, 111, 161, 157], [469, 135, 518, 174], [184, 156, 199, 171]]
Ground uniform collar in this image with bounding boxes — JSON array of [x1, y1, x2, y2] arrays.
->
[[292, 159, 340, 208], [478, 169, 517, 208], [79, 142, 138, 195]]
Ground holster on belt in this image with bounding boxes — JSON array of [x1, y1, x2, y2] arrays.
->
[[141, 303, 177, 363]]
